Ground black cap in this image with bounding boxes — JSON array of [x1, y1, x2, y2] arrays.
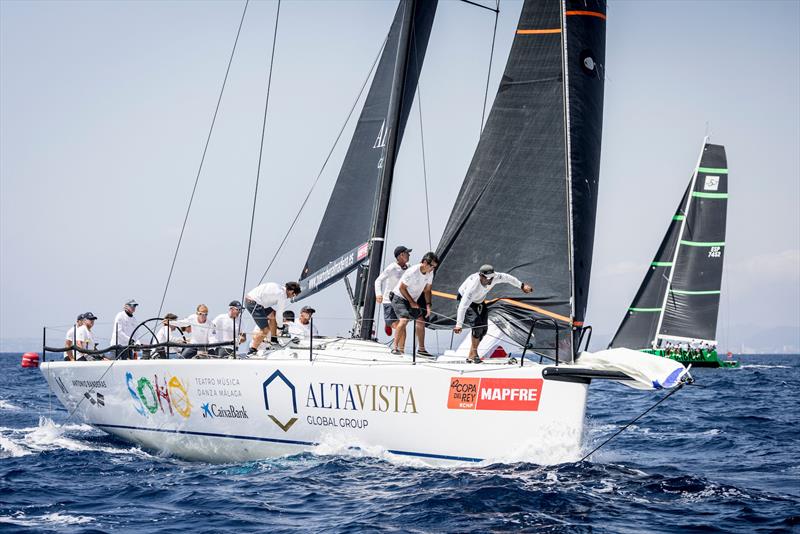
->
[[77, 313, 86, 321], [84, 312, 98, 320], [283, 310, 295, 321], [394, 245, 412, 258], [301, 306, 316, 315], [229, 300, 242, 309]]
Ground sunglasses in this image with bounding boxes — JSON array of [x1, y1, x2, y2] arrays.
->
[[197, 312, 208, 316]]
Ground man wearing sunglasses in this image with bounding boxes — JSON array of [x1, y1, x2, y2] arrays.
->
[[182, 304, 211, 359]]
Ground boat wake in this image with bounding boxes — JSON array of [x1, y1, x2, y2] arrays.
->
[[0, 417, 153, 460]]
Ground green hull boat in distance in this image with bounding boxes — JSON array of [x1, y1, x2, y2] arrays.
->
[[609, 138, 734, 369], [642, 348, 738, 368]]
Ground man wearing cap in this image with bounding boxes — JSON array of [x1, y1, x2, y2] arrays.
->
[[374, 245, 411, 337], [64, 314, 85, 361], [390, 251, 439, 356], [209, 301, 245, 358], [245, 281, 302, 355], [181, 304, 211, 359], [453, 265, 533, 363], [153, 313, 186, 359], [281, 307, 318, 340], [76, 312, 100, 361], [110, 300, 139, 359]]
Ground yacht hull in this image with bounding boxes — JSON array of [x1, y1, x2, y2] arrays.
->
[[40, 343, 587, 465]]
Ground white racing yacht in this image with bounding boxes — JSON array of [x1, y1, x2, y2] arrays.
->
[[41, 0, 688, 466]]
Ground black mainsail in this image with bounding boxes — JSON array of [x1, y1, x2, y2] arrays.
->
[[298, 0, 437, 301], [609, 140, 729, 348], [430, 0, 607, 361]]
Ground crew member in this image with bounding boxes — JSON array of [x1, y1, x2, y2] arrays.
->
[[75, 312, 100, 361], [153, 313, 185, 359], [64, 313, 85, 361], [374, 245, 411, 337], [453, 264, 533, 363], [110, 299, 139, 359], [390, 252, 438, 356], [288, 306, 319, 340], [209, 301, 245, 357], [245, 281, 301, 355], [182, 304, 211, 359]]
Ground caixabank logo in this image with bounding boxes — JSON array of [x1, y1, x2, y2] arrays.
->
[[262, 370, 298, 432]]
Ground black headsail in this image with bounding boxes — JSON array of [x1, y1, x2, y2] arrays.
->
[[609, 140, 728, 348], [430, 0, 607, 362], [297, 0, 437, 302]]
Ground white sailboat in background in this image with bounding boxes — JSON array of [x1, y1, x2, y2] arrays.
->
[[40, 0, 687, 466]]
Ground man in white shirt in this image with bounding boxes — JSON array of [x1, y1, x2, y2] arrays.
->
[[287, 306, 319, 340], [209, 300, 245, 357], [181, 304, 211, 359], [64, 313, 85, 361], [453, 264, 533, 363], [245, 281, 301, 355], [374, 245, 411, 337], [153, 313, 186, 359], [110, 299, 139, 359], [389, 252, 439, 356], [76, 312, 99, 361]]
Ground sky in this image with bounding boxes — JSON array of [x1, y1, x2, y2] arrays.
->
[[1, 0, 798, 353]]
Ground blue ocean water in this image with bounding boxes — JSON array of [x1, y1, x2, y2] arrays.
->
[[1, 353, 798, 533]]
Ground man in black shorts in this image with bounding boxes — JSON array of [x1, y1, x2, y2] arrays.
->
[[453, 264, 533, 363], [389, 252, 438, 356], [244, 281, 301, 354]]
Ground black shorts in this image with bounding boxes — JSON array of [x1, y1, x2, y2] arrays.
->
[[246, 298, 274, 329], [383, 303, 398, 324], [464, 302, 489, 340], [390, 293, 427, 322]]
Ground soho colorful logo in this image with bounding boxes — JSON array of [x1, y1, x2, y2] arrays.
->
[[262, 370, 298, 432], [126, 372, 192, 418]]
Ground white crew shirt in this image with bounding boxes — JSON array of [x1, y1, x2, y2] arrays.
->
[[110, 311, 137, 345], [246, 283, 289, 328], [65, 324, 79, 360], [155, 325, 185, 356], [392, 263, 433, 302], [456, 272, 523, 328], [374, 261, 405, 301], [287, 320, 319, 340], [65, 325, 77, 342], [75, 324, 95, 350], [209, 313, 242, 344], [184, 313, 211, 344]]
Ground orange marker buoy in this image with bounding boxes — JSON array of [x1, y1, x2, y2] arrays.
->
[[21, 352, 40, 368]]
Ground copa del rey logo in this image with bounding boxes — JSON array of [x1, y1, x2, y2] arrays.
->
[[447, 377, 543, 411]]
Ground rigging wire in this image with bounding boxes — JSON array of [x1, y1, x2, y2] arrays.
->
[[241, 0, 281, 303], [480, 0, 500, 133], [577, 380, 690, 463], [411, 28, 439, 353], [157, 0, 250, 316], [255, 34, 389, 285]]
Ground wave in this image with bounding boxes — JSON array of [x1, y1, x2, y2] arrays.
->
[[0, 512, 94, 527], [739, 364, 792, 369], [0, 399, 21, 411]]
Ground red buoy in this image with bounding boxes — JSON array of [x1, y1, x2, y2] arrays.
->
[[21, 352, 40, 368]]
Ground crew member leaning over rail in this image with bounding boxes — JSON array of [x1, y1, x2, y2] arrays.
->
[[453, 264, 533, 364], [245, 281, 301, 355]]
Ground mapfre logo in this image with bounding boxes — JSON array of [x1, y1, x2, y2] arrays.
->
[[447, 377, 543, 411], [262, 370, 298, 432]]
